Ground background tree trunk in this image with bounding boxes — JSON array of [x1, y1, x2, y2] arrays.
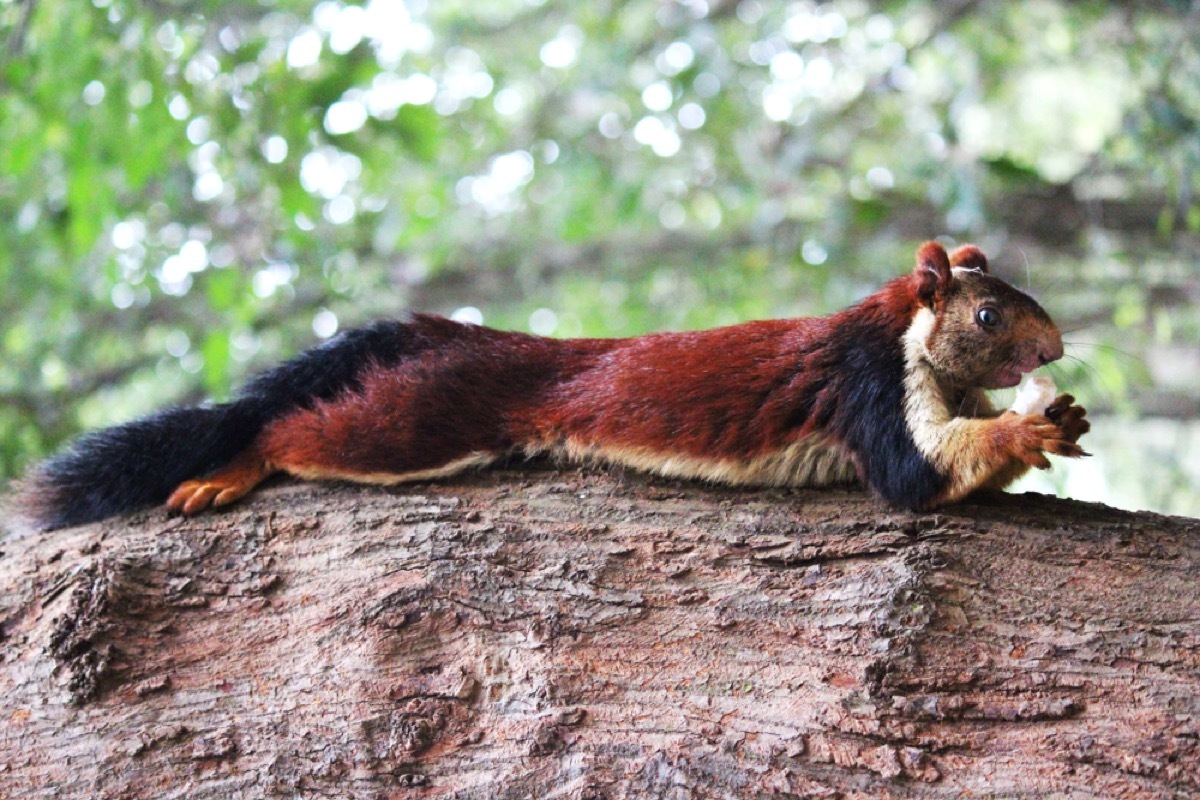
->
[[2, 467, 1198, 799]]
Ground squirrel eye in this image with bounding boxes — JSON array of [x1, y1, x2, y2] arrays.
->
[[975, 306, 1001, 327]]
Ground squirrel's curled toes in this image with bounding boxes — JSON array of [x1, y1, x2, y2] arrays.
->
[[19, 240, 1093, 531], [1045, 394, 1091, 445]]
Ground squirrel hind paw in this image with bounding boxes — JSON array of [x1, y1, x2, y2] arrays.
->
[[166, 481, 223, 515], [166, 460, 269, 516], [166, 479, 255, 516]]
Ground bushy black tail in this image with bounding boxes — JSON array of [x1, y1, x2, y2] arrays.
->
[[15, 402, 267, 532], [14, 318, 427, 532]]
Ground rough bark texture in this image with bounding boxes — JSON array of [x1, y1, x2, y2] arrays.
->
[[1, 467, 1198, 799]]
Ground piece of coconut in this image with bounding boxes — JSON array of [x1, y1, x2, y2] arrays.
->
[[1009, 374, 1057, 416]]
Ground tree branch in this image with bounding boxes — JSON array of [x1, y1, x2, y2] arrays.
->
[[2, 469, 1197, 797]]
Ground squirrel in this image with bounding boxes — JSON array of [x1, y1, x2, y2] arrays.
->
[[15, 241, 1089, 531]]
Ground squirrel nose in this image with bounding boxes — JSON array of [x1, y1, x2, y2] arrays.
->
[[1037, 336, 1064, 366]]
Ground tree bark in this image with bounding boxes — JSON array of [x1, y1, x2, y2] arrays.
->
[[1, 467, 1198, 799]]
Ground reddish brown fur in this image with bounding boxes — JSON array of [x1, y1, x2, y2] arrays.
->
[[249, 318, 858, 477], [538, 319, 835, 458]]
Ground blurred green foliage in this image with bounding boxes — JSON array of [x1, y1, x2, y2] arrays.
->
[[2, 0, 1198, 513]]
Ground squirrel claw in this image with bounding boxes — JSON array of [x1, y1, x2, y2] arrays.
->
[[1045, 439, 1087, 459]]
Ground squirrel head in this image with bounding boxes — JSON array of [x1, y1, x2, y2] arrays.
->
[[911, 241, 1063, 390]]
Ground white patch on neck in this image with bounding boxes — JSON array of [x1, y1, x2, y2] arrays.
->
[[901, 307, 953, 467]]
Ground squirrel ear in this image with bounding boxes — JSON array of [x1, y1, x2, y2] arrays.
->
[[949, 244, 989, 273], [913, 241, 952, 306]]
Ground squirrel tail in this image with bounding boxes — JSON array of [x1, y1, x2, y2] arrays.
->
[[14, 402, 267, 532], [14, 319, 423, 532]]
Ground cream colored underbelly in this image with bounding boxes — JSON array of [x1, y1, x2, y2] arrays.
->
[[555, 434, 857, 488], [285, 452, 498, 485], [287, 434, 856, 490]]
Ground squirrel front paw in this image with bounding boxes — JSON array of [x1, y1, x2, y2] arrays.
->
[[1044, 393, 1091, 446], [999, 409, 1088, 470]]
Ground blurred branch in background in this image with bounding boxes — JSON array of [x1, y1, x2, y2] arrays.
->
[[1, 0, 1198, 513]]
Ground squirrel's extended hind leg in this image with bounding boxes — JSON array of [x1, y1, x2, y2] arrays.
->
[[168, 383, 504, 515]]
